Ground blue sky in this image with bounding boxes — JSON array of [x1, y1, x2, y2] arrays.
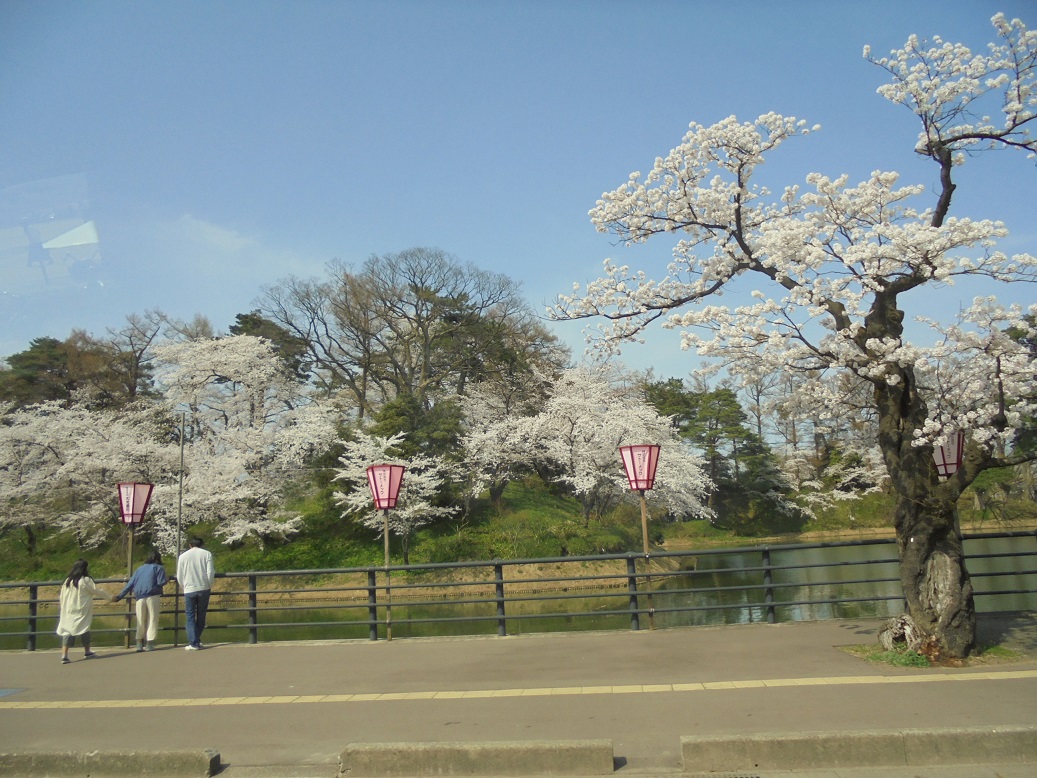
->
[[1, 0, 1034, 377]]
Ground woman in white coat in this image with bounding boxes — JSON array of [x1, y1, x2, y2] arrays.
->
[[57, 559, 113, 664]]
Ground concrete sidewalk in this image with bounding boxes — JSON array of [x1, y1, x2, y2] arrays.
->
[[1, 613, 1036, 777]]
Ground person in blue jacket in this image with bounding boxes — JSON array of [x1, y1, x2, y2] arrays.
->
[[114, 550, 169, 652]]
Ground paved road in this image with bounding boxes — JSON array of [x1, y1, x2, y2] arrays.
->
[[2, 614, 1036, 777]]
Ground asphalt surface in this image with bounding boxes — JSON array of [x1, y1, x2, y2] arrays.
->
[[2, 613, 1036, 777]]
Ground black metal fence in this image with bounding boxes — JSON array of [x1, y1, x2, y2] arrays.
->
[[2, 530, 1034, 650]]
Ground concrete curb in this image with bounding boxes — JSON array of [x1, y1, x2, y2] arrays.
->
[[5, 728, 1037, 777], [338, 740, 615, 776], [0, 748, 221, 777], [680, 726, 1037, 772]]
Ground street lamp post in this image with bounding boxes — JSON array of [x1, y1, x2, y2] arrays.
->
[[175, 411, 186, 647], [117, 481, 154, 647], [619, 445, 661, 630], [366, 464, 405, 641]]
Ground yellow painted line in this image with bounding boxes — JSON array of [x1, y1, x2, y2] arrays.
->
[[2, 669, 1035, 711], [642, 684, 672, 693], [671, 682, 705, 691], [612, 685, 644, 694], [990, 670, 1037, 679]]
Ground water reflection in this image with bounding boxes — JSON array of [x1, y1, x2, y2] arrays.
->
[[653, 543, 904, 628]]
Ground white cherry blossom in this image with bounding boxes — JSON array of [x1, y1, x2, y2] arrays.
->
[[550, 15, 1037, 659]]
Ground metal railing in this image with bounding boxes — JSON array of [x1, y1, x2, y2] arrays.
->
[[2, 530, 1034, 650]]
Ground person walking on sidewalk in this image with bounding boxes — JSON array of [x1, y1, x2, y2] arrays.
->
[[114, 550, 169, 652], [57, 559, 114, 664], [177, 537, 215, 650]]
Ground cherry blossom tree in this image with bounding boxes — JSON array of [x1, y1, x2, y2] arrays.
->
[[457, 370, 554, 508], [515, 366, 711, 524], [0, 333, 338, 556], [550, 15, 1037, 658], [0, 400, 178, 555], [152, 334, 338, 546], [333, 430, 460, 564]]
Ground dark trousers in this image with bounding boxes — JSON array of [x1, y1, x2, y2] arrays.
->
[[61, 632, 90, 648], [184, 589, 211, 647]]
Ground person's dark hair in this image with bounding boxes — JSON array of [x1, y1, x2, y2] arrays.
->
[[146, 550, 162, 565], [189, 537, 204, 548], [64, 559, 89, 589]]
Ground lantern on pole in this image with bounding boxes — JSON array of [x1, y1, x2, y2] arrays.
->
[[117, 480, 154, 571], [619, 443, 660, 556], [366, 464, 405, 641], [934, 430, 965, 480], [118, 482, 154, 525], [117, 482, 154, 647], [619, 445, 661, 629], [367, 464, 405, 512]]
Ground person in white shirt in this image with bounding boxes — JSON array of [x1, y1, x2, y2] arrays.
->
[[56, 559, 114, 664], [176, 537, 215, 650]]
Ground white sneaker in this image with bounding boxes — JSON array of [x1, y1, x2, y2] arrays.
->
[[185, 644, 200, 651]]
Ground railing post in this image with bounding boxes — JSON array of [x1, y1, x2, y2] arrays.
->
[[494, 561, 507, 637], [248, 574, 258, 644], [367, 570, 379, 641], [27, 584, 38, 651], [122, 585, 134, 648], [762, 548, 776, 624], [627, 556, 640, 631]]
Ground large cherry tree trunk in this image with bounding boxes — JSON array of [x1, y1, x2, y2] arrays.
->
[[873, 346, 976, 659], [892, 483, 976, 659]]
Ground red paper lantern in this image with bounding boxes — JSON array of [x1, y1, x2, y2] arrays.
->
[[933, 430, 965, 479], [619, 444, 661, 492], [366, 464, 405, 510], [117, 482, 154, 525]]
